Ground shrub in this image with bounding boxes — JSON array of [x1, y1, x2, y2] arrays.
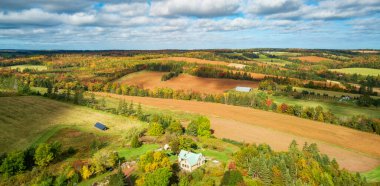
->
[[131, 135, 142, 148]]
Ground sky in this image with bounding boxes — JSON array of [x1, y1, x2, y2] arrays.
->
[[0, 0, 379, 50]]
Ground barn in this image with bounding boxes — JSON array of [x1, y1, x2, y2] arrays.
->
[[235, 86, 252, 92], [94, 122, 108, 131]]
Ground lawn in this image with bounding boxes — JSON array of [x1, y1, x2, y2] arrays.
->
[[9, 65, 48, 71], [271, 95, 380, 119], [329, 68, 380, 76], [117, 144, 160, 160], [0, 96, 143, 153], [362, 166, 380, 182], [197, 149, 230, 163]]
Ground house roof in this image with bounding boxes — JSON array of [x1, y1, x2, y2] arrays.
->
[[179, 150, 202, 167], [94, 122, 107, 130], [235, 86, 252, 92]]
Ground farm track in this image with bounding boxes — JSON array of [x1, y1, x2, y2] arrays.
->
[[96, 92, 380, 172]]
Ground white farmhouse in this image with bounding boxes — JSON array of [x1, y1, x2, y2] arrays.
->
[[178, 150, 205, 172]]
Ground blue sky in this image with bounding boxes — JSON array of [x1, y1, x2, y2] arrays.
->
[[0, 0, 379, 50]]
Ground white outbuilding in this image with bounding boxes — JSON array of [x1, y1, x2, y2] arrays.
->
[[235, 86, 252, 92]]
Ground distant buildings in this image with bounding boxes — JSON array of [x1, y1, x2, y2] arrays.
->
[[178, 150, 205, 172], [235, 86, 252, 92]]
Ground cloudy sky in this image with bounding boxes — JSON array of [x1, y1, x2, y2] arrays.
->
[[0, 0, 379, 49]]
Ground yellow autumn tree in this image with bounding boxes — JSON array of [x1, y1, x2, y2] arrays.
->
[[81, 165, 93, 180]]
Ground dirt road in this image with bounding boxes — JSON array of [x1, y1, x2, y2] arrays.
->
[[96, 92, 380, 172]]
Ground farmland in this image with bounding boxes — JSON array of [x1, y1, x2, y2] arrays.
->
[[115, 70, 259, 94], [329, 68, 380, 76], [0, 49, 379, 185], [292, 56, 333, 63], [95, 92, 380, 172]]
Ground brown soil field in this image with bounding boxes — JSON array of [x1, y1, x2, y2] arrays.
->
[[292, 56, 333, 63], [95, 92, 380, 172], [115, 71, 259, 94]]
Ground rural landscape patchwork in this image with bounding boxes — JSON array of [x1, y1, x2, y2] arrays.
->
[[0, 1, 380, 186]]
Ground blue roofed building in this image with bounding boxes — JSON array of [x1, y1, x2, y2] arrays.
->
[[94, 122, 108, 131], [178, 150, 205, 172]]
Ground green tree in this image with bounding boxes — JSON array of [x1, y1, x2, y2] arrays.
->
[[186, 121, 198, 136], [0, 151, 25, 177], [139, 167, 172, 186], [169, 137, 180, 154], [148, 122, 164, 136], [167, 120, 183, 135], [34, 143, 54, 167], [196, 116, 211, 137], [109, 169, 125, 186], [220, 170, 244, 186]]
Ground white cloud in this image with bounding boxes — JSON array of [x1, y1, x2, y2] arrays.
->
[[244, 0, 302, 15], [150, 0, 241, 17], [102, 3, 148, 17]]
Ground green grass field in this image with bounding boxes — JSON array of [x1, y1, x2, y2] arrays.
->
[[254, 54, 292, 66], [293, 87, 380, 99], [271, 95, 380, 119], [9, 65, 48, 71], [197, 149, 230, 163], [329, 68, 380, 76], [117, 144, 160, 160], [0, 96, 144, 153], [362, 166, 380, 182]]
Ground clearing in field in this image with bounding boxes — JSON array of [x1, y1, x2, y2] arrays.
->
[[292, 56, 333, 63], [96, 92, 380, 172], [115, 71, 259, 94], [329, 68, 380, 76], [0, 96, 143, 153]]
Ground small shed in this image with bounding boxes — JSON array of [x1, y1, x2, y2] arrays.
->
[[94, 122, 108, 131], [235, 86, 252, 92]]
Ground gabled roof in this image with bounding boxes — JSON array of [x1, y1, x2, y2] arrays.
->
[[179, 150, 202, 166], [94, 122, 108, 130]]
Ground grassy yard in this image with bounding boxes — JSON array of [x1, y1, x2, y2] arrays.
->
[[271, 95, 380, 119], [118, 144, 160, 160], [362, 166, 380, 183], [197, 149, 230, 163], [329, 68, 380, 76], [9, 65, 48, 71]]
